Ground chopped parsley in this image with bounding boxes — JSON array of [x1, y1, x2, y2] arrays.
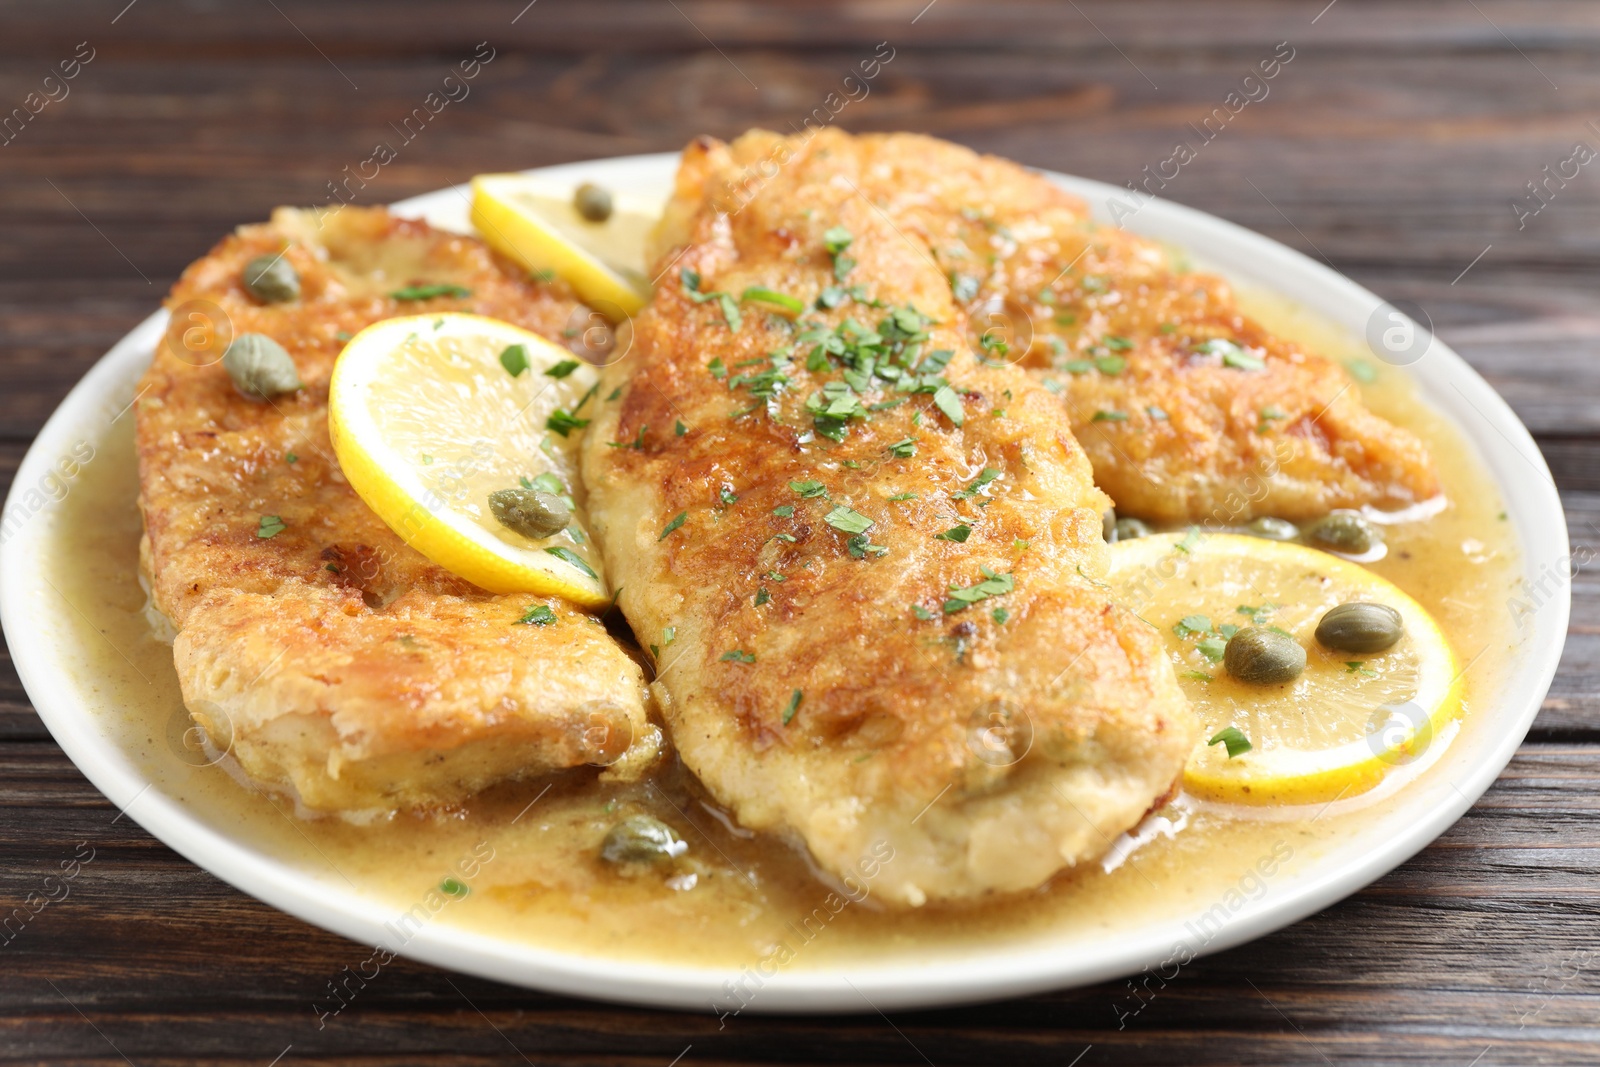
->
[[824, 505, 874, 535], [741, 286, 805, 315], [943, 567, 1014, 614], [912, 605, 935, 620], [515, 604, 557, 626], [1091, 410, 1128, 422], [284, 452, 297, 463], [658, 511, 688, 541], [886, 437, 917, 459], [440, 877, 470, 898], [1198, 338, 1264, 371], [781, 688, 803, 726], [1182, 670, 1214, 682], [754, 588, 771, 606], [1236, 603, 1278, 620], [949, 272, 980, 303], [719, 488, 739, 505], [1104, 335, 1134, 351], [1174, 527, 1202, 553], [1346, 660, 1378, 677], [707, 357, 727, 380], [545, 359, 581, 379], [720, 649, 756, 664], [255, 514, 286, 539], [822, 226, 854, 280], [936, 524, 972, 543], [680, 269, 741, 330], [674, 419, 687, 436], [543, 546, 597, 580], [991, 607, 1009, 625], [1095, 355, 1126, 375], [390, 283, 470, 301], [773, 505, 795, 517], [932, 384, 965, 426], [1196, 636, 1228, 662], [1345, 358, 1378, 383], [888, 491, 918, 502], [790, 479, 829, 499], [1173, 615, 1213, 638], [499, 344, 529, 376], [546, 409, 590, 436], [953, 467, 1000, 500], [1208, 727, 1253, 759]]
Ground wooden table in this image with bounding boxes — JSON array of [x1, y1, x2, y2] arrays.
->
[[3, 2, 1596, 1063]]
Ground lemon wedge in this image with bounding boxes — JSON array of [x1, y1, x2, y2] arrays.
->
[[328, 313, 610, 607], [470, 173, 655, 319], [1104, 531, 1461, 806]]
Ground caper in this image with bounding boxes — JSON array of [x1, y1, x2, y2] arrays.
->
[[242, 254, 300, 303], [222, 333, 302, 399], [488, 488, 570, 540], [600, 814, 685, 864], [1102, 509, 1116, 542], [1315, 601, 1404, 653], [574, 182, 613, 223], [1114, 517, 1151, 541], [1224, 626, 1306, 685], [1304, 510, 1382, 555], [1245, 516, 1298, 541]]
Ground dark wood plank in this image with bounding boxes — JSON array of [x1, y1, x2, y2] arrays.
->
[[0, 742, 1596, 1065]]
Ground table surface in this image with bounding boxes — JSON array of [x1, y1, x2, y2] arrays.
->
[[3, 2, 1598, 1064]]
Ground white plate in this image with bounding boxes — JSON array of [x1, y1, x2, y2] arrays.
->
[[0, 153, 1569, 1012]]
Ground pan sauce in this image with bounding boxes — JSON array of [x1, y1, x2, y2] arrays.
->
[[49, 288, 1522, 973]]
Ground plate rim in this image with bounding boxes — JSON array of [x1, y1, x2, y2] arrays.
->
[[0, 150, 1570, 1013]]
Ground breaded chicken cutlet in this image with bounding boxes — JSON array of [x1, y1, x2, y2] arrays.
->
[[701, 132, 1440, 525], [583, 130, 1197, 906], [137, 206, 658, 815]]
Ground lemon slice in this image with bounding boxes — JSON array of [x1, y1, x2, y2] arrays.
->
[[1104, 532, 1460, 806], [470, 173, 655, 319], [328, 313, 610, 607]]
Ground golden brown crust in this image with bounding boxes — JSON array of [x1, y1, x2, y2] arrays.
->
[[584, 130, 1196, 905], [138, 206, 658, 813], [803, 133, 1441, 523]]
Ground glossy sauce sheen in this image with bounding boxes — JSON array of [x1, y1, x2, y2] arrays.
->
[[48, 289, 1520, 971]]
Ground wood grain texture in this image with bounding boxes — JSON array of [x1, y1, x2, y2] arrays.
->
[[0, 1, 1596, 1063]]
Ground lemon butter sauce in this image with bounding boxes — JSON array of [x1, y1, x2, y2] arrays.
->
[[39, 292, 1523, 971]]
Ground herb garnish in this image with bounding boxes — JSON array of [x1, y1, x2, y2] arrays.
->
[[1091, 410, 1128, 422], [256, 514, 286, 539], [543, 546, 597, 580], [781, 689, 803, 726], [720, 649, 756, 664], [741, 287, 805, 315], [936, 524, 972, 543], [773, 505, 795, 517], [823, 226, 854, 280], [499, 344, 529, 377], [391, 283, 471, 301], [790, 479, 829, 499], [545, 359, 580, 379], [546, 409, 590, 436], [681, 269, 741, 330], [943, 568, 1014, 614], [1198, 338, 1265, 371], [1208, 727, 1253, 759], [886, 437, 917, 459], [515, 604, 557, 626], [658, 511, 688, 541], [953, 467, 1000, 500]]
